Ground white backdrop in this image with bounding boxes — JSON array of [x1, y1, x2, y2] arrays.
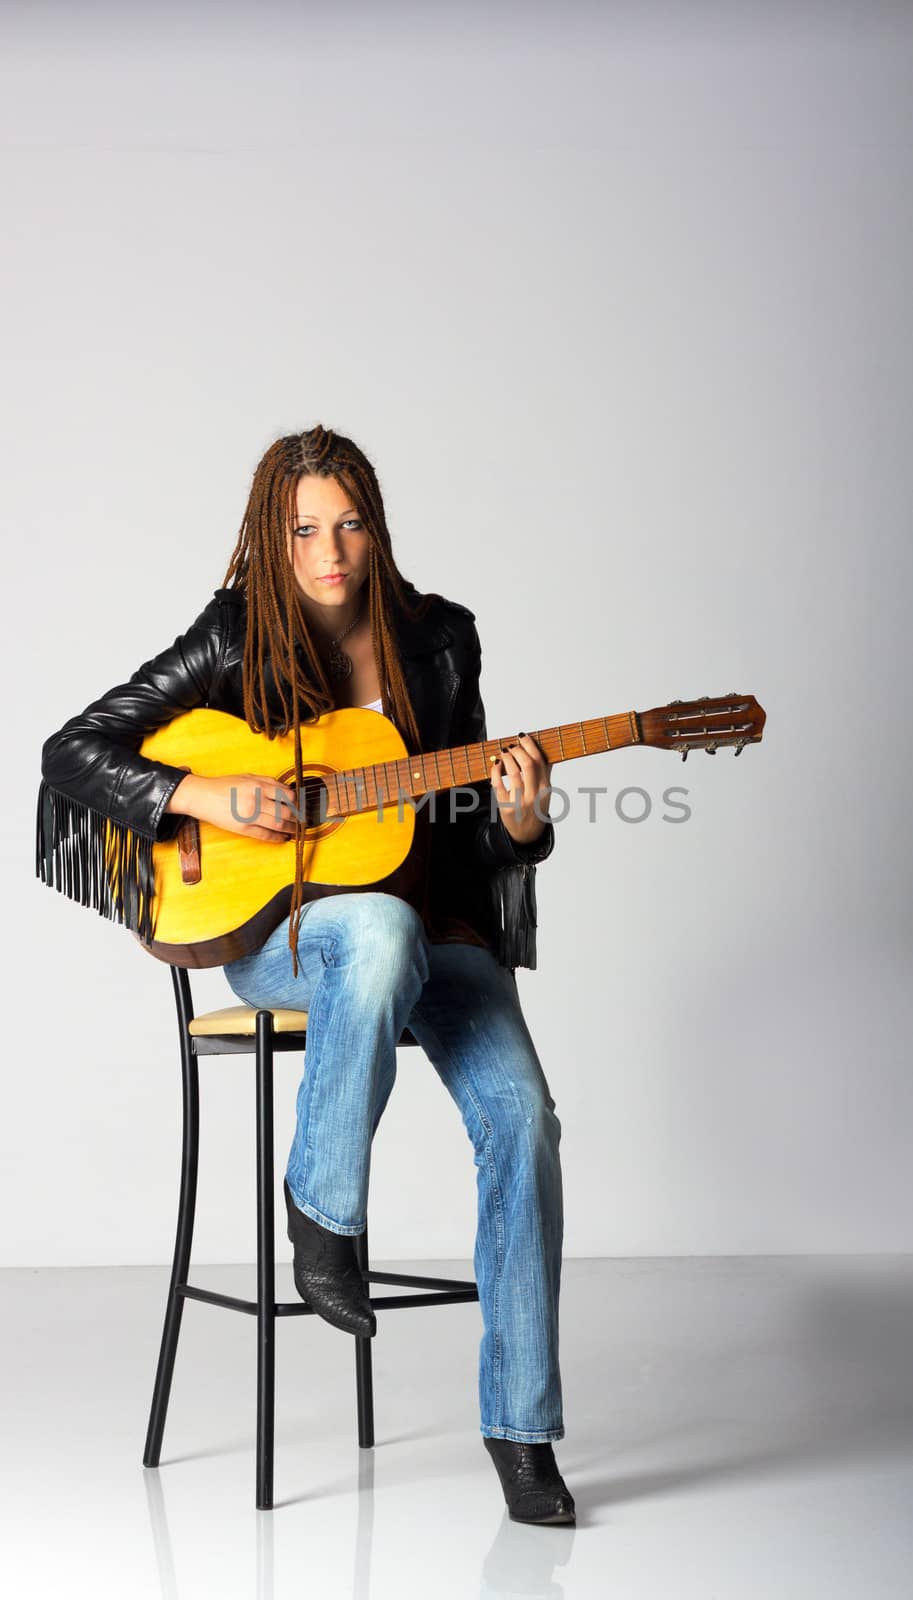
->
[[2, 0, 910, 1266]]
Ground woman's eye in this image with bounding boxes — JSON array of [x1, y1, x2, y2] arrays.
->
[[294, 520, 362, 536]]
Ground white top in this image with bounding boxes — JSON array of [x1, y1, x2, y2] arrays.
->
[[360, 697, 383, 712]]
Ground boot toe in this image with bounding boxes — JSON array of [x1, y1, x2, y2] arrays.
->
[[510, 1488, 576, 1525], [483, 1437, 576, 1525], [295, 1270, 377, 1338], [285, 1181, 376, 1337]]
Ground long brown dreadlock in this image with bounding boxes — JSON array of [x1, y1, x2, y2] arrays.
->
[[220, 424, 441, 976]]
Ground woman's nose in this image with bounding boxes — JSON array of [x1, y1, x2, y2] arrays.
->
[[319, 529, 345, 555]]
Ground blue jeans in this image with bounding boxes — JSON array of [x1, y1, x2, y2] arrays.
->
[[222, 891, 565, 1444]]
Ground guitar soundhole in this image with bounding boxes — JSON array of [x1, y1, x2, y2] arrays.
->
[[298, 776, 332, 829], [278, 768, 337, 833]]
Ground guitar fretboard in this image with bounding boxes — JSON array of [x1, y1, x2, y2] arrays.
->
[[322, 711, 640, 819]]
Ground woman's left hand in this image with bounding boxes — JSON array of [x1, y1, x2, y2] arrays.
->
[[490, 733, 553, 849]]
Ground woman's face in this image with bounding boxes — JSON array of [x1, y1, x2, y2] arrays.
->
[[286, 473, 371, 622]]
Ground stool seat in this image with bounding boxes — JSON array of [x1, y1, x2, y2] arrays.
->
[[188, 1003, 309, 1036]]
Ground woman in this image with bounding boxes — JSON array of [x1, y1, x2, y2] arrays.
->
[[37, 425, 574, 1526]]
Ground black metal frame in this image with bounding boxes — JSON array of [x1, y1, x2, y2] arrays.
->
[[142, 964, 480, 1509]]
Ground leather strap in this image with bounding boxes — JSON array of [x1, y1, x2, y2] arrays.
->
[[175, 767, 202, 884]]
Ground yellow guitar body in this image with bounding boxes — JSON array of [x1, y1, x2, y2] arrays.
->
[[124, 706, 419, 966]]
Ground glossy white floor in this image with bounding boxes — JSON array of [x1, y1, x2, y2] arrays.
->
[[2, 1255, 911, 1599]]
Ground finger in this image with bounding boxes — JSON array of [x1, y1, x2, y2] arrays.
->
[[501, 733, 537, 754], [493, 756, 530, 809], [497, 741, 539, 786], [514, 733, 551, 768], [245, 824, 292, 843], [508, 734, 551, 777], [263, 815, 298, 836], [237, 778, 294, 811], [254, 793, 299, 833], [266, 786, 300, 825], [489, 759, 510, 796], [270, 796, 300, 826], [491, 749, 520, 794], [502, 744, 542, 800], [507, 738, 552, 790]]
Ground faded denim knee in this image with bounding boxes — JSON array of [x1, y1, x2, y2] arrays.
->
[[335, 892, 431, 999]]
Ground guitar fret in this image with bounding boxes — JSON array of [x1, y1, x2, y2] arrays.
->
[[334, 717, 632, 819]]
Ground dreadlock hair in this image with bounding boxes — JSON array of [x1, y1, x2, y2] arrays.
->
[[220, 424, 441, 976]]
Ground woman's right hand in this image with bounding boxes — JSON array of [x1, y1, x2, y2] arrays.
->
[[165, 772, 300, 841]]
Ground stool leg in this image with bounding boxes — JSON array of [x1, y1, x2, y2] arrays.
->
[[353, 1221, 375, 1448], [144, 984, 200, 1469], [255, 1010, 277, 1510]]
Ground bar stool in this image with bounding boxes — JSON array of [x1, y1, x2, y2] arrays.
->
[[142, 964, 480, 1510]]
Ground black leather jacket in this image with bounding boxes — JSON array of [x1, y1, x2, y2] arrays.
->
[[36, 581, 554, 970]]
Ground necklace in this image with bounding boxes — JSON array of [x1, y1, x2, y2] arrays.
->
[[326, 596, 365, 681]]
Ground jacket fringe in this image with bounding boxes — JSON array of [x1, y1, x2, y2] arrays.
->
[[35, 780, 156, 945], [489, 860, 539, 972]]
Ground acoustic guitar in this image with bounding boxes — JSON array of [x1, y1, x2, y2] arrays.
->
[[117, 692, 766, 968]]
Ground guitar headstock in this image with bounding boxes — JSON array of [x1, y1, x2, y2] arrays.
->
[[640, 693, 766, 760]]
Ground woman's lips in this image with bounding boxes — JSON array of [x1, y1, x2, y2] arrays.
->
[[317, 574, 348, 584]]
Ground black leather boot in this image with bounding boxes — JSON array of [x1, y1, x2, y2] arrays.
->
[[283, 1179, 377, 1339], [483, 1437, 576, 1525]]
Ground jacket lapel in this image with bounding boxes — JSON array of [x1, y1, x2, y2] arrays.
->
[[390, 587, 462, 752]]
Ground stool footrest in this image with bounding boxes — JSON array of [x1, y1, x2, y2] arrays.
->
[[367, 1269, 479, 1293], [365, 1289, 480, 1311], [176, 1280, 480, 1317]]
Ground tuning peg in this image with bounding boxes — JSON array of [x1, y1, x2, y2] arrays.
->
[[681, 746, 689, 762], [705, 743, 718, 755], [733, 740, 746, 756]]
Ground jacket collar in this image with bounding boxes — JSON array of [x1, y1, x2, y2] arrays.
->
[[215, 582, 455, 660]]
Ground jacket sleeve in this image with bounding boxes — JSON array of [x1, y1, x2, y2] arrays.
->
[[40, 595, 226, 839], [36, 595, 227, 943], [444, 621, 555, 972]]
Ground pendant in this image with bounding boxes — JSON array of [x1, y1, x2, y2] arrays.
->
[[328, 644, 353, 681]]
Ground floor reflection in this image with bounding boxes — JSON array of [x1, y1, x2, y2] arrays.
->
[[144, 1448, 575, 1600]]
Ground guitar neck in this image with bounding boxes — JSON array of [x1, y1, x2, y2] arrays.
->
[[326, 711, 636, 819]]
